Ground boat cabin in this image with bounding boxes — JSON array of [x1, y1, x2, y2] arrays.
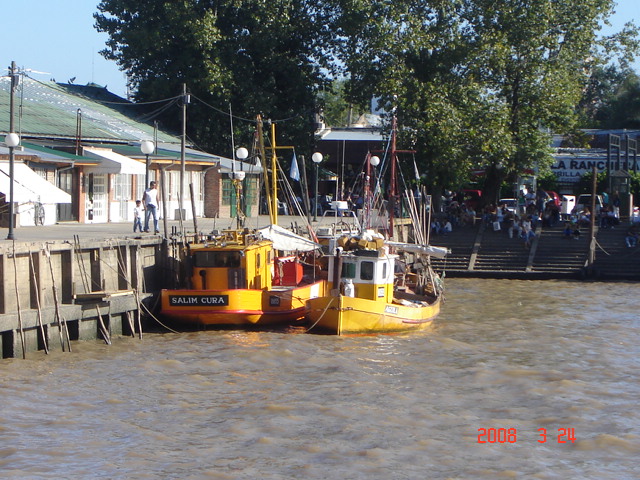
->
[[188, 230, 273, 291], [328, 249, 396, 302]]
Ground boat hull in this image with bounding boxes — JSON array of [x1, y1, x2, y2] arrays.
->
[[160, 281, 325, 327], [305, 293, 440, 335]]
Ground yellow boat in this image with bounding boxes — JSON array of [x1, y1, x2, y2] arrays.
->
[[160, 227, 326, 327], [306, 110, 448, 335], [305, 234, 446, 335]]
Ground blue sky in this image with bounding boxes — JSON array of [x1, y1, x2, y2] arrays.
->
[[1, 0, 638, 99]]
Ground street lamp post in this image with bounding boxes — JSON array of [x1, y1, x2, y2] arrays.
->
[[141, 140, 155, 190], [5, 133, 20, 240], [235, 147, 249, 163], [231, 170, 246, 228], [234, 147, 249, 226], [312, 152, 323, 222], [365, 155, 380, 229], [5, 61, 19, 240]]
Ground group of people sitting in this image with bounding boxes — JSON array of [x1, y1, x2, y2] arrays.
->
[[495, 208, 538, 248], [430, 219, 453, 235], [443, 201, 478, 227], [437, 191, 639, 251]]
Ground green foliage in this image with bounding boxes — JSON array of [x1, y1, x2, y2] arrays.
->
[[628, 170, 640, 201], [536, 169, 559, 192], [574, 170, 608, 195], [597, 72, 640, 128], [317, 79, 365, 127], [93, 0, 639, 195], [328, 0, 622, 202], [95, 0, 339, 154]]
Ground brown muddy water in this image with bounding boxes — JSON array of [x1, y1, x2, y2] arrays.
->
[[0, 278, 638, 479]]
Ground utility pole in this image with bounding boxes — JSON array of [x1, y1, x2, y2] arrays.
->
[[6, 61, 18, 240], [180, 83, 189, 225]]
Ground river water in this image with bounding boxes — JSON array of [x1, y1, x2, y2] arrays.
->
[[1, 279, 638, 479]]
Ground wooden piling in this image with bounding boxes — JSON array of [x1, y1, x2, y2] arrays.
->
[[29, 252, 49, 354], [44, 244, 71, 352], [12, 242, 26, 359]]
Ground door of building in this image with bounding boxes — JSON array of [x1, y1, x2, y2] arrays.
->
[[57, 170, 77, 221], [86, 173, 108, 223]]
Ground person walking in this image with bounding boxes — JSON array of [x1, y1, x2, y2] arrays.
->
[[133, 199, 144, 232], [143, 181, 159, 233]]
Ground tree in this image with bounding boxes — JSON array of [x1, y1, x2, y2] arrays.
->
[[577, 64, 628, 127], [95, 0, 638, 202], [95, 0, 339, 154], [317, 79, 363, 127], [329, 0, 509, 205], [459, 0, 618, 202], [596, 72, 640, 128], [330, 0, 623, 206], [577, 18, 640, 128]]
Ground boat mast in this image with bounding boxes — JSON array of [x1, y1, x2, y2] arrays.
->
[[264, 121, 295, 226], [364, 153, 372, 230], [270, 122, 278, 225], [256, 115, 273, 222], [389, 114, 398, 238], [387, 113, 415, 240]]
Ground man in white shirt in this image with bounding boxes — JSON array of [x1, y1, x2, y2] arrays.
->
[[143, 181, 159, 233]]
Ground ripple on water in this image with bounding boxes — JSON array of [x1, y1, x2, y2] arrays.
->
[[0, 279, 638, 479]]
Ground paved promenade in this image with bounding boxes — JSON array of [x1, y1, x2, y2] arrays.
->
[[0, 215, 329, 245]]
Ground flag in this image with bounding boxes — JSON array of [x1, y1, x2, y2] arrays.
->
[[413, 157, 421, 182], [289, 152, 300, 181]]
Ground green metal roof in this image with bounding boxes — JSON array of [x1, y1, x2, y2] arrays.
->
[[21, 141, 97, 162], [0, 76, 180, 144], [90, 143, 223, 164]]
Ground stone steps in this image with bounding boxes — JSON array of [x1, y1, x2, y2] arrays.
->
[[531, 224, 590, 274], [430, 222, 477, 272], [473, 225, 529, 272], [426, 218, 640, 280], [591, 226, 640, 279]]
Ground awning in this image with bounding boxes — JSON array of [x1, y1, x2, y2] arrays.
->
[[218, 156, 262, 175], [0, 161, 72, 204], [0, 144, 76, 164], [83, 147, 146, 175], [257, 224, 320, 252]]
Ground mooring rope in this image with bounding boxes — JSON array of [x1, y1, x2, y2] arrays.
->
[[305, 296, 336, 332]]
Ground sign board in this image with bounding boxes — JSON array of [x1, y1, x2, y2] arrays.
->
[[552, 151, 638, 184], [168, 295, 229, 306]]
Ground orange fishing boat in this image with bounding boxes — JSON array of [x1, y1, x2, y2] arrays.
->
[[160, 227, 325, 327]]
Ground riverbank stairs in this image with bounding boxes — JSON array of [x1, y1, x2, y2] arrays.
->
[[429, 215, 640, 280]]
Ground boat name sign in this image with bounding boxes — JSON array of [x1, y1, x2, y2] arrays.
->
[[169, 295, 229, 306]]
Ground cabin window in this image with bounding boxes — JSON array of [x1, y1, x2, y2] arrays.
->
[[194, 251, 242, 268], [382, 262, 387, 280], [341, 262, 356, 279], [360, 261, 374, 280], [257, 253, 261, 269]]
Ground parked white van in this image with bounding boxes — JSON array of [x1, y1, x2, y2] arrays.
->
[[572, 194, 604, 215]]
